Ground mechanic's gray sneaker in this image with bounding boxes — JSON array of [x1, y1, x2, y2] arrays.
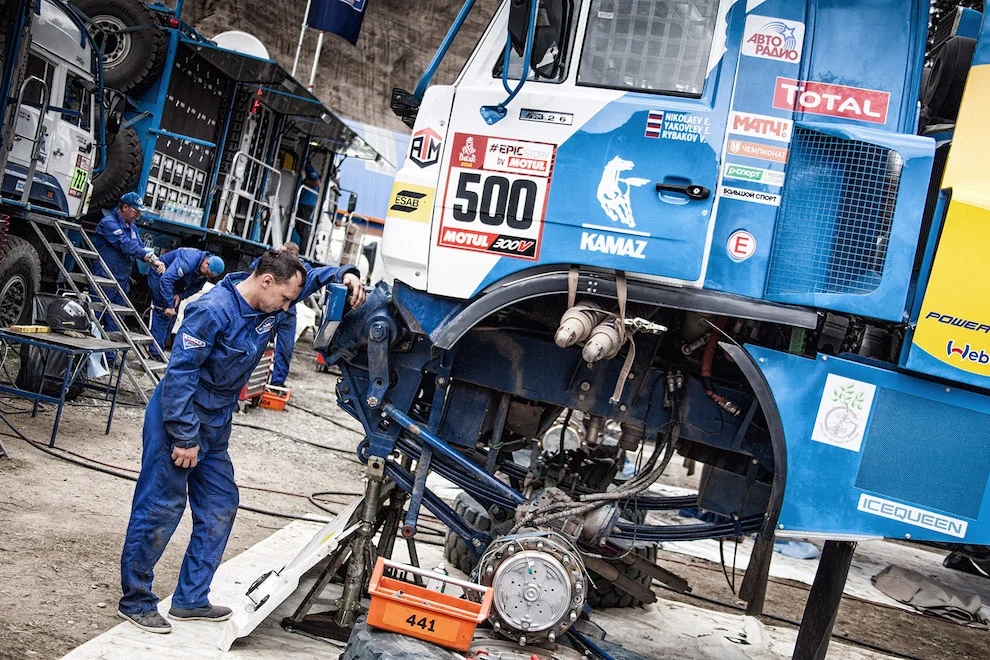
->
[[167, 604, 233, 621], [117, 609, 172, 633]]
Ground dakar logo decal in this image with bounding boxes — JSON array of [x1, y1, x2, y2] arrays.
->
[[458, 136, 477, 165]]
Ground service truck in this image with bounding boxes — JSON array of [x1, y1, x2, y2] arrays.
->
[[0, 0, 381, 328]]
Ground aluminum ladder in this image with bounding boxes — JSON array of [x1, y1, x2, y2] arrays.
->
[[28, 214, 165, 403]]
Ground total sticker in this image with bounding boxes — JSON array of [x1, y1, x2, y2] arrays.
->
[[727, 230, 756, 261]]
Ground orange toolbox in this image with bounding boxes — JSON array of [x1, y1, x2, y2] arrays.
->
[[366, 557, 493, 652], [258, 385, 291, 411]]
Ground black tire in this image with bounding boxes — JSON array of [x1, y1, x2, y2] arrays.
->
[[90, 126, 142, 210], [72, 0, 166, 96], [442, 493, 655, 608], [924, 36, 977, 121], [586, 507, 657, 609], [0, 235, 41, 326], [340, 616, 461, 660], [442, 492, 490, 577]]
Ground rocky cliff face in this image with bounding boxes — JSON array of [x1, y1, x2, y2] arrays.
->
[[182, 0, 501, 133]]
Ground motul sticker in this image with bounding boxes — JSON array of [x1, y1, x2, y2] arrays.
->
[[728, 111, 792, 143], [438, 133, 555, 261], [773, 77, 890, 124], [727, 138, 789, 163], [742, 16, 804, 63], [718, 185, 781, 206]]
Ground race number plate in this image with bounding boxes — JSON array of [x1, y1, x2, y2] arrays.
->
[[438, 133, 556, 261]]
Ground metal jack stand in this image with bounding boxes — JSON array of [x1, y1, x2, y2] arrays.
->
[[792, 540, 857, 660], [281, 455, 391, 642]]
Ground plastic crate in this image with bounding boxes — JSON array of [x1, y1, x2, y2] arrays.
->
[[258, 385, 291, 411], [366, 558, 493, 652]]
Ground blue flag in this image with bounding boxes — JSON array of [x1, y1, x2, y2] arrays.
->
[[307, 0, 367, 46]]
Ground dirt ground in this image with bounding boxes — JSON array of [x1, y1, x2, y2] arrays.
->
[[0, 338, 988, 660]]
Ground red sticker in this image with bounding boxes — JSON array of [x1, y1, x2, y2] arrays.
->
[[727, 230, 757, 261], [772, 77, 890, 124]]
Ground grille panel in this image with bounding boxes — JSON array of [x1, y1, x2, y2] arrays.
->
[[767, 128, 903, 296]]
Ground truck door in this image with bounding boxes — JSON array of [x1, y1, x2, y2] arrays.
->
[[427, 0, 744, 298], [51, 69, 95, 216]]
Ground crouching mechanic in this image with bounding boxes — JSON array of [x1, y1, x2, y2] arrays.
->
[[147, 248, 225, 358], [117, 250, 365, 633]]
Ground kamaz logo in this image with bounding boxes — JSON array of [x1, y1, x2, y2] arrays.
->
[[946, 340, 990, 363], [580, 232, 646, 259], [924, 311, 990, 334], [858, 494, 967, 538]]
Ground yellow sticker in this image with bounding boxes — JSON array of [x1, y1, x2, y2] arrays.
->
[[387, 183, 433, 223], [70, 167, 88, 192], [913, 196, 990, 375]]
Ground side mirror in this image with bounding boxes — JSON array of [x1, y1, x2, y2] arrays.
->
[[507, 0, 568, 79], [390, 87, 420, 129], [347, 193, 357, 214]]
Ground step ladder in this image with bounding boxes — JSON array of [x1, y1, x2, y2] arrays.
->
[[28, 214, 166, 403]]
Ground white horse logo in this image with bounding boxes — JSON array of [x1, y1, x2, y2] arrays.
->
[[597, 156, 650, 228]]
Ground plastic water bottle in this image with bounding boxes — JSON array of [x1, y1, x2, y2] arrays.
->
[[425, 561, 448, 593]]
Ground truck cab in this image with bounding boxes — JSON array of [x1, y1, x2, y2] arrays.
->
[[1, 0, 98, 218]]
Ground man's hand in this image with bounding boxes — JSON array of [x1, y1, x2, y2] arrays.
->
[[164, 307, 177, 318], [171, 445, 198, 469], [151, 258, 165, 275], [342, 272, 366, 308]]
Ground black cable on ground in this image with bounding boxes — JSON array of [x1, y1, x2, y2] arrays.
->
[[655, 584, 929, 660], [285, 400, 365, 435], [231, 420, 363, 463], [0, 414, 347, 524]]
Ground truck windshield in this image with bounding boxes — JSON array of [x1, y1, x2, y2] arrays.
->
[[576, 0, 719, 97]]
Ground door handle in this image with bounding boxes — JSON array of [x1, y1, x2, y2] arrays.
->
[[655, 182, 710, 200]]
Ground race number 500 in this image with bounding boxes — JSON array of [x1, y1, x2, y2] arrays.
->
[[451, 172, 538, 229]]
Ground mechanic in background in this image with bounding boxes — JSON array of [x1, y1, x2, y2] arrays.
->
[[146, 248, 225, 359], [92, 192, 165, 329], [295, 161, 320, 255], [117, 249, 365, 634]]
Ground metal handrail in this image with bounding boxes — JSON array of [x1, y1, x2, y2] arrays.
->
[[15, 76, 51, 203], [286, 183, 318, 256], [214, 150, 282, 240]]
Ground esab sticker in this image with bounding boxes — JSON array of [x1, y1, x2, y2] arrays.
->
[[388, 183, 433, 223], [438, 133, 555, 261]]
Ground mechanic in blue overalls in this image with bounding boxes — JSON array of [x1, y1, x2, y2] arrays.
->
[[117, 249, 365, 633], [92, 192, 165, 330], [146, 248, 225, 359]]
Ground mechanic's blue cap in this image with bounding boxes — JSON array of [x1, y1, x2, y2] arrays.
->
[[119, 191, 147, 213], [207, 255, 225, 276], [305, 162, 319, 179]]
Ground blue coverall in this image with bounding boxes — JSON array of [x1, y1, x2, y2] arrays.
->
[[147, 248, 211, 356], [118, 264, 357, 616], [91, 208, 151, 330]]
